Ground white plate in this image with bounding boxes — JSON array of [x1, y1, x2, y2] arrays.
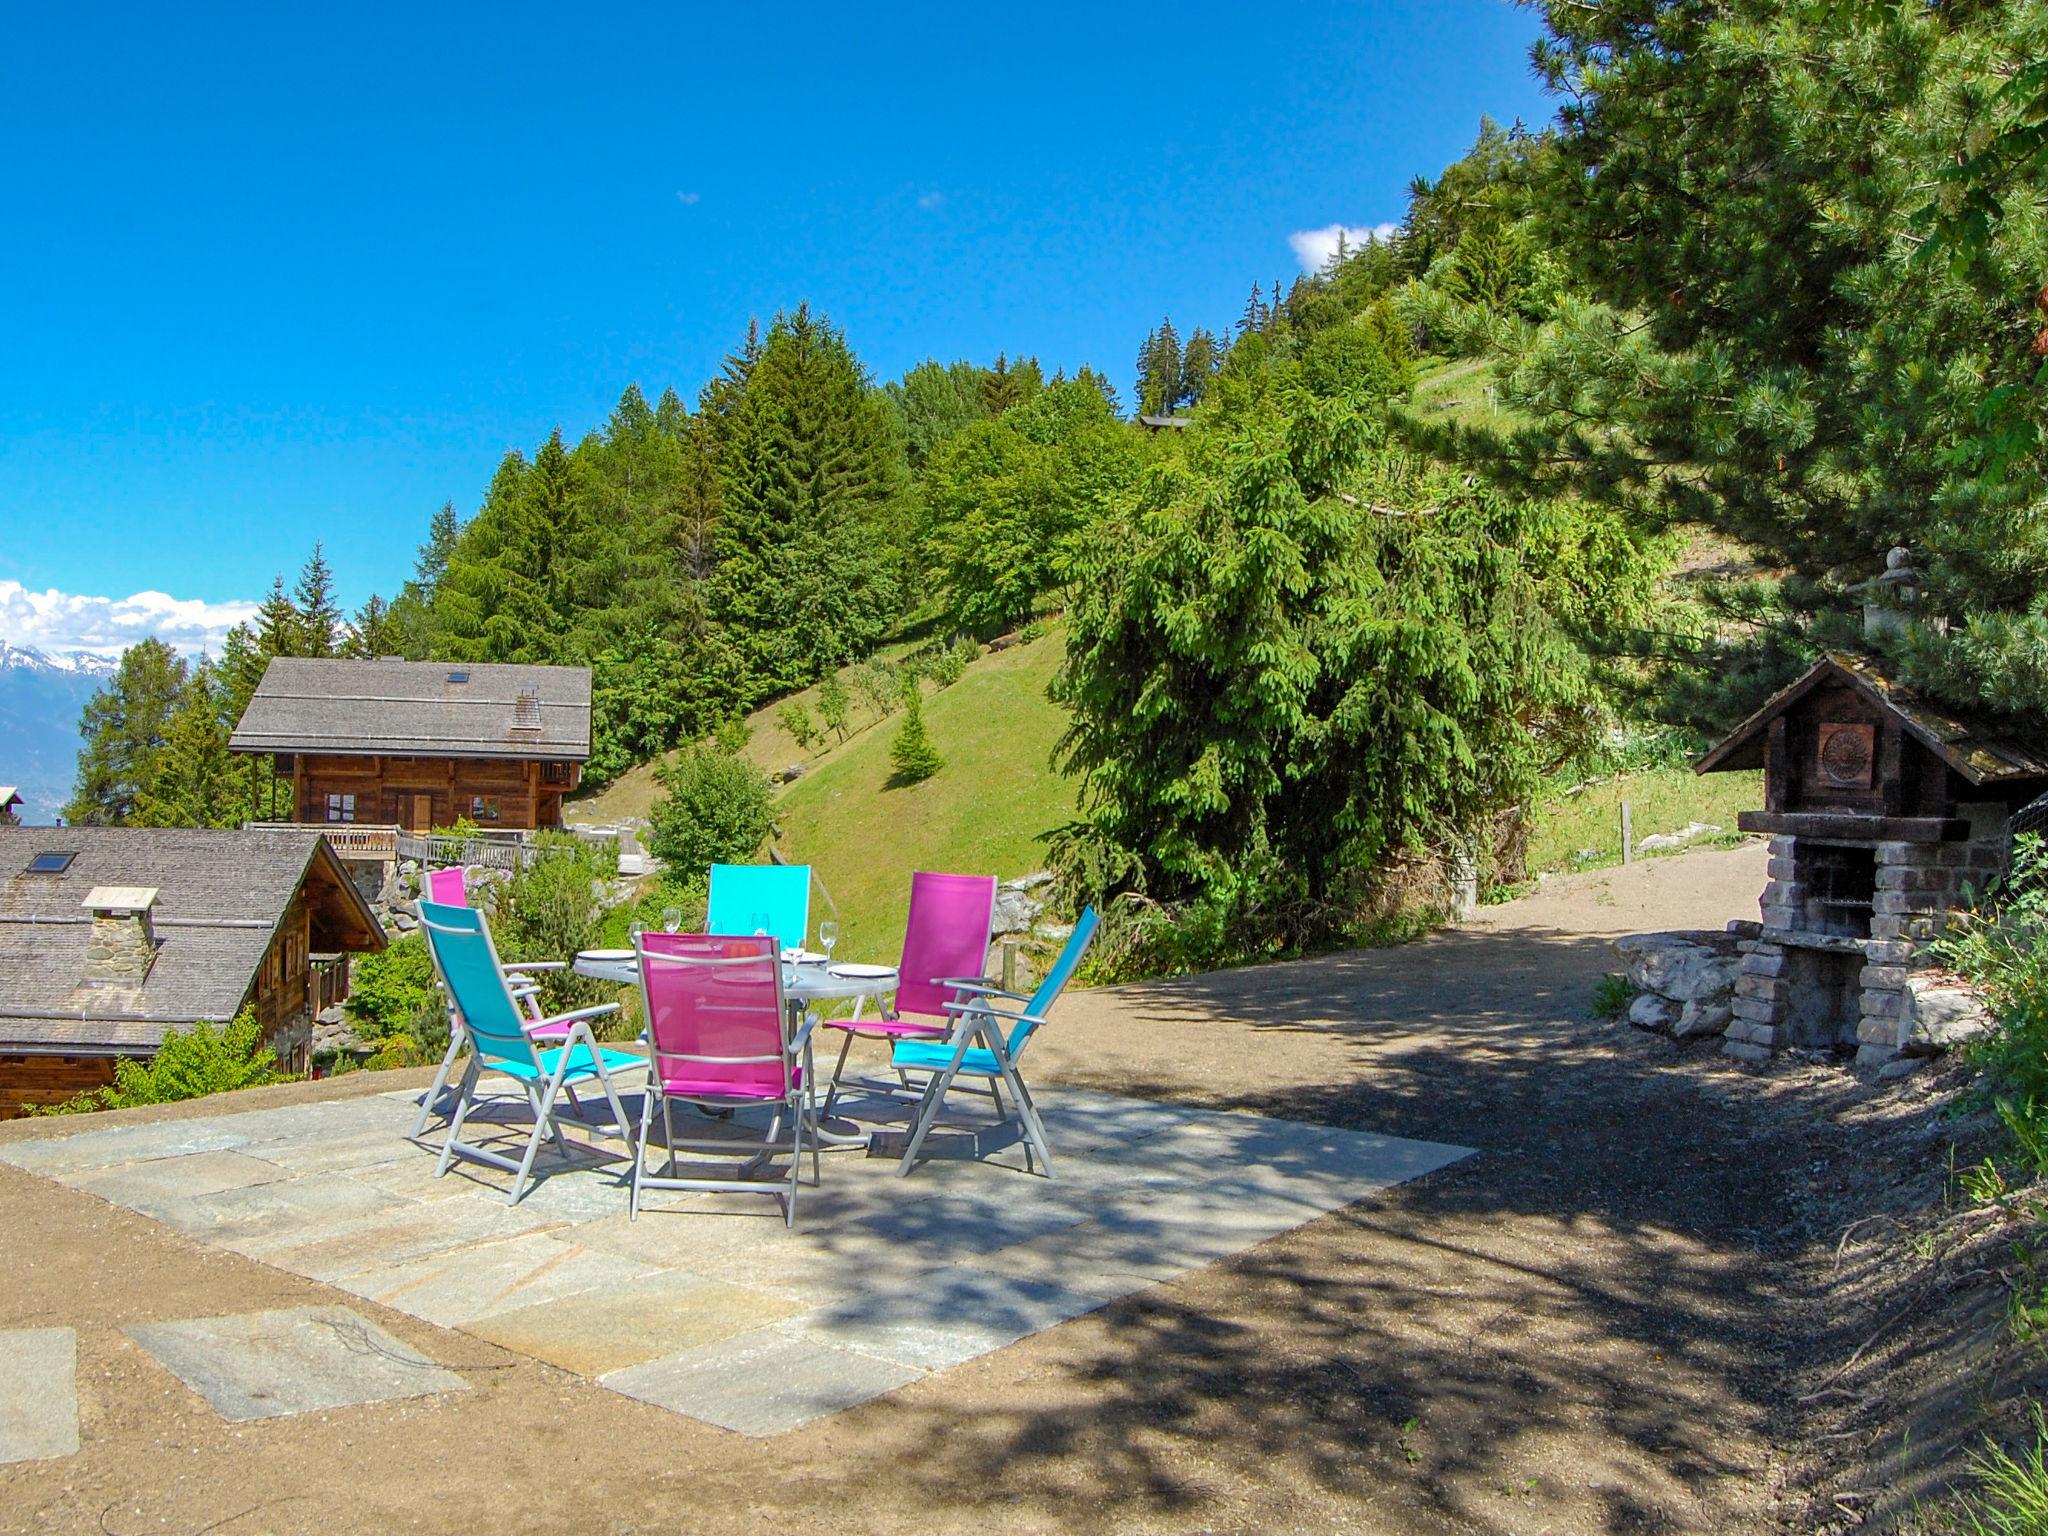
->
[[782, 948, 828, 965], [827, 963, 897, 980], [578, 948, 636, 962]]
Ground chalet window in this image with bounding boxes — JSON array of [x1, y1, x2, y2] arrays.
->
[[471, 795, 501, 821], [325, 793, 355, 823]]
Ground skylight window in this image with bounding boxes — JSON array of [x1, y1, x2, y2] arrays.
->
[[26, 851, 77, 874], [446, 670, 470, 684]]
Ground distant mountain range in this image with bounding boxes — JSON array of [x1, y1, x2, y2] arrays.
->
[[0, 643, 117, 824]]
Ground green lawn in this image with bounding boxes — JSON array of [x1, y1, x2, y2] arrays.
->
[[765, 629, 1077, 961], [1523, 765, 1762, 880]]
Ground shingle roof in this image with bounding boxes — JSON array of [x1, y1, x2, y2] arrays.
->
[[1696, 653, 2048, 783], [229, 658, 592, 762], [0, 828, 383, 1054]]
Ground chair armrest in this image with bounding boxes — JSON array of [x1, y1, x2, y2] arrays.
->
[[529, 1002, 620, 1032], [502, 960, 565, 973], [941, 1000, 1045, 1029], [935, 977, 1031, 1003], [790, 1011, 822, 1054]]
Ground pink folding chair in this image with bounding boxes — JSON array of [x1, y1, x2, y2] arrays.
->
[[820, 871, 997, 1119], [410, 864, 569, 1137], [632, 932, 820, 1226]]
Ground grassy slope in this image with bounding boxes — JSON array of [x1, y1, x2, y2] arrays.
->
[[1525, 766, 1762, 879], [772, 631, 1075, 960]]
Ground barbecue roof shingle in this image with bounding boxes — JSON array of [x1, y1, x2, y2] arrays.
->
[[228, 658, 592, 762]]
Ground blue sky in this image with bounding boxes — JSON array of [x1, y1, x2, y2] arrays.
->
[[0, 1, 1552, 654]]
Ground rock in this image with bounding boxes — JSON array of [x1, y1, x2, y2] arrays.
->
[[1900, 979, 1993, 1056], [617, 852, 649, 877], [1611, 931, 1743, 1003], [1013, 871, 1055, 893], [1635, 821, 1722, 855], [1628, 993, 1680, 1033], [1879, 1056, 1927, 1080], [778, 763, 807, 784], [1671, 999, 1733, 1039], [390, 910, 418, 933], [991, 886, 1044, 935]]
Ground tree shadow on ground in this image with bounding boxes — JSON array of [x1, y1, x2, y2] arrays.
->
[[846, 924, 1819, 1532]]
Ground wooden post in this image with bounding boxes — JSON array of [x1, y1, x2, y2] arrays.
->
[[1001, 941, 1018, 991], [1621, 798, 1634, 864]]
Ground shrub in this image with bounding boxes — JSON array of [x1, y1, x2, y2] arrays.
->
[[646, 746, 775, 871], [888, 680, 943, 785], [1937, 836, 2048, 1168], [777, 700, 819, 751], [491, 831, 618, 1015], [33, 1010, 283, 1115], [850, 657, 900, 719], [1589, 973, 1635, 1021], [713, 715, 751, 755], [926, 638, 975, 687], [816, 674, 851, 742], [1955, 1406, 2048, 1536], [342, 934, 448, 1066]]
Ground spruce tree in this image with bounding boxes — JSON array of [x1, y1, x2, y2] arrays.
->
[[132, 661, 240, 829], [888, 677, 942, 784], [292, 543, 341, 657], [64, 639, 188, 826], [414, 502, 459, 599], [1180, 328, 1220, 407]]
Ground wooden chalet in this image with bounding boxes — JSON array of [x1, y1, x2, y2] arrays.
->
[[0, 828, 385, 1114], [229, 659, 593, 833]]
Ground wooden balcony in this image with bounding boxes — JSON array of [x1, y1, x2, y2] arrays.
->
[[246, 821, 400, 859]]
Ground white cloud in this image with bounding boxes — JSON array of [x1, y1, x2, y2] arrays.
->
[[676, 190, 701, 205], [1287, 221, 1402, 272], [916, 191, 945, 211], [0, 580, 259, 659]]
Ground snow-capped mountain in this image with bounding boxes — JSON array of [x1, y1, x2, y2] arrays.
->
[[0, 643, 120, 824], [0, 641, 120, 678]]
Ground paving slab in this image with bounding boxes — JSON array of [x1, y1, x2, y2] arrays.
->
[[0, 1328, 78, 1464], [784, 1269, 1108, 1371], [145, 1175, 410, 1254], [253, 1193, 567, 1283], [466, 1271, 799, 1375], [126, 1306, 467, 1422], [602, 1325, 925, 1436], [71, 1150, 295, 1206], [334, 1231, 661, 1328]]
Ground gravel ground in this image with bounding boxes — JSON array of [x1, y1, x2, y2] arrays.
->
[[5, 839, 1995, 1534]]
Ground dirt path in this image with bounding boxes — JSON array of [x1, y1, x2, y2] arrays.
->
[[5, 839, 1929, 1536]]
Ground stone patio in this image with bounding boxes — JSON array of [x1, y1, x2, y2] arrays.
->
[[0, 1082, 1470, 1437]]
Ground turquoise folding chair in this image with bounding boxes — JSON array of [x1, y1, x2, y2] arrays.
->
[[890, 906, 1100, 1180], [707, 863, 812, 953], [416, 900, 642, 1205]]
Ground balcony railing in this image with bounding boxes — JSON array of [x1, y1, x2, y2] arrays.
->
[[246, 821, 400, 859]]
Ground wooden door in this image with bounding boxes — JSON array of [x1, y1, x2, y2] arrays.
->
[[407, 794, 434, 832]]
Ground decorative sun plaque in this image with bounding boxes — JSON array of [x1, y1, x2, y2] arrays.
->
[[1816, 721, 1877, 789]]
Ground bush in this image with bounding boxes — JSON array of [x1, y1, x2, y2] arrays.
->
[[926, 638, 976, 687], [1589, 973, 1635, 1021], [777, 700, 819, 751], [342, 934, 448, 1066], [850, 657, 900, 719], [646, 745, 776, 871], [816, 674, 851, 742], [33, 1010, 283, 1115], [888, 680, 943, 785], [713, 715, 751, 755], [1937, 836, 2048, 1170], [491, 831, 618, 1016]]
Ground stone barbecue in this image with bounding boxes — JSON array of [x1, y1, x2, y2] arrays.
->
[[1695, 652, 2048, 1069]]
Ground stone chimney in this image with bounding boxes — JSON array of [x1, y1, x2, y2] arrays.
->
[[81, 886, 160, 986]]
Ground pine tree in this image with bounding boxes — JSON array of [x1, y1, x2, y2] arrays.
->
[[1136, 319, 1185, 416], [64, 639, 188, 826], [131, 661, 240, 829], [415, 502, 459, 598], [1238, 282, 1268, 336], [292, 543, 341, 657], [343, 594, 396, 658], [1180, 327, 1220, 407], [888, 677, 942, 784]]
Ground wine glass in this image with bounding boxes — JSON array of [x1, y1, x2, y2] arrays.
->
[[818, 920, 839, 967], [661, 906, 682, 934]]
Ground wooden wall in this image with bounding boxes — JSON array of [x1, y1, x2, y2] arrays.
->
[[293, 754, 576, 831], [0, 1054, 118, 1118]]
